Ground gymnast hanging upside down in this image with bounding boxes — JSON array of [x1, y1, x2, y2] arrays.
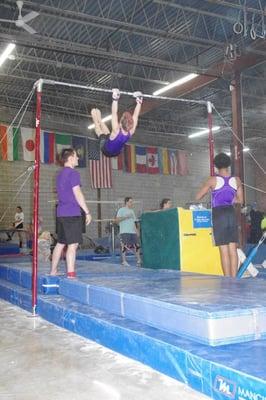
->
[[91, 88, 143, 157]]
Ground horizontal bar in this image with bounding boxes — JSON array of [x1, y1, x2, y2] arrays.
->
[[93, 219, 115, 222], [48, 200, 142, 204], [34, 79, 208, 106]]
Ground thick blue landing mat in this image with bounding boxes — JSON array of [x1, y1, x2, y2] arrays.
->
[[0, 279, 265, 400], [58, 263, 266, 346], [1, 260, 266, 346]]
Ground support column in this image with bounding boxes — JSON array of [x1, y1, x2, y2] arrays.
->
[[207, 101, 214, 176], [230, 72, 246, 245], [32, 79, 43, 315], [97, 188, 102, 238]]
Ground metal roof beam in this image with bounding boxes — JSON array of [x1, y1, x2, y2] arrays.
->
[[0, 32, 206, 75], [202, 0, 266, 16], [154, 0, 235, 21], [4, 0, 225, 49], [8, 52, 173, 86]]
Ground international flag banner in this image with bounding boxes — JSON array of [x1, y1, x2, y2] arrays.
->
[[135, 145, 147, 173], [111, 152, 123, 170], [0, 125, 19, 161], [168, 149, 178, 175], [177, 149, 189, 176], [55, 134, 72, 164], [146, 146, 159, 174], [89, 152, 112, 189], [72, 136, 87, 168], [124, 144, 136, 173], [40, 131, 55, 164], [158, 147, 170, 175], [88, 138, 100, 161], [21, 127, 35, 162]]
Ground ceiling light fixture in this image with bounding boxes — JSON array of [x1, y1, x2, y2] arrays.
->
[[188, 126, 220, 139], [153, 73, 198, 96], [0, 43, 16, 67], [88, 114, 112, 130]]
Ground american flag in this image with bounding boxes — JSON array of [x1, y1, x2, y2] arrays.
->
[[88, 138, 100, 160], [88, 139, 112, 188]]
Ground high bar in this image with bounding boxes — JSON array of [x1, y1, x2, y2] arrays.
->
[[34, 79, 208, 106]]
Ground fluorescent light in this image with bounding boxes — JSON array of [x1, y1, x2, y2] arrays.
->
[[225, 148, 249, 156], [0, 43, 16, 67], [189, 126, 220, 138], [153, 73, 198, 96], [88, 114, 112, 130]]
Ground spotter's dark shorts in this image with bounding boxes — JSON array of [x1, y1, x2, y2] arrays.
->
[[212, 205, 238, 246], [56, 216, 83, 245]]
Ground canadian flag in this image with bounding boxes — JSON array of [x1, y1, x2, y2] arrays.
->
[[146, 147, 159, 174], [21, 127, 35, 161]]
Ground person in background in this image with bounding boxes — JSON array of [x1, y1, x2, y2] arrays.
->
[[196, 153, 243, 277], [159, 198, 172, 210], [49, 148, 92, 278], [38, 231, 52, 262], [261, 212, 266, 233], [7, 206, 24, 248], [115, 197, 141, 267], [90, 88, 143, 157], [249, 203, 263, 243]]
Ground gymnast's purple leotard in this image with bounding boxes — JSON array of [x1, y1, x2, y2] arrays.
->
[[211, 175, 237, 208], [101, 130, 131, 157]]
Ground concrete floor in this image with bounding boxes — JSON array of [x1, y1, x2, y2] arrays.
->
[[0, 299, 210, 400]]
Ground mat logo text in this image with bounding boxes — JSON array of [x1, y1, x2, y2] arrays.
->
[[214, 376, 237, 398], [238, 388, 266, 400]]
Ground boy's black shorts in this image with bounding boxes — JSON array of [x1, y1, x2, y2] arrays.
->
[[56, 216, 83, 245]]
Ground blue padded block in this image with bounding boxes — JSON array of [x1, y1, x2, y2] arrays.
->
[[124, 293, 188, 338], [41, 276, 60, 294], [0, 265, 8, 280], [20, 270, 32, 289], [0, 264, 54, 294], [7, 267, 21, 285], [0, 279, 32, 312], [89, 285, 123, 315], [0, 244, 20, 255], [59, 278, 89, 304]]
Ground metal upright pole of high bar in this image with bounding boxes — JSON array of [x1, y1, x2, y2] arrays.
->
[[32, 79, 43, 315], [207, 101, 215, 176]]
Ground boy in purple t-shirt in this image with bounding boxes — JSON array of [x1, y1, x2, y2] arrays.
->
[[50, 148, 92, 278]]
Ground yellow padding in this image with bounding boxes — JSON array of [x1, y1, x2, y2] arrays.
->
[[178, 208, 223, 275]]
